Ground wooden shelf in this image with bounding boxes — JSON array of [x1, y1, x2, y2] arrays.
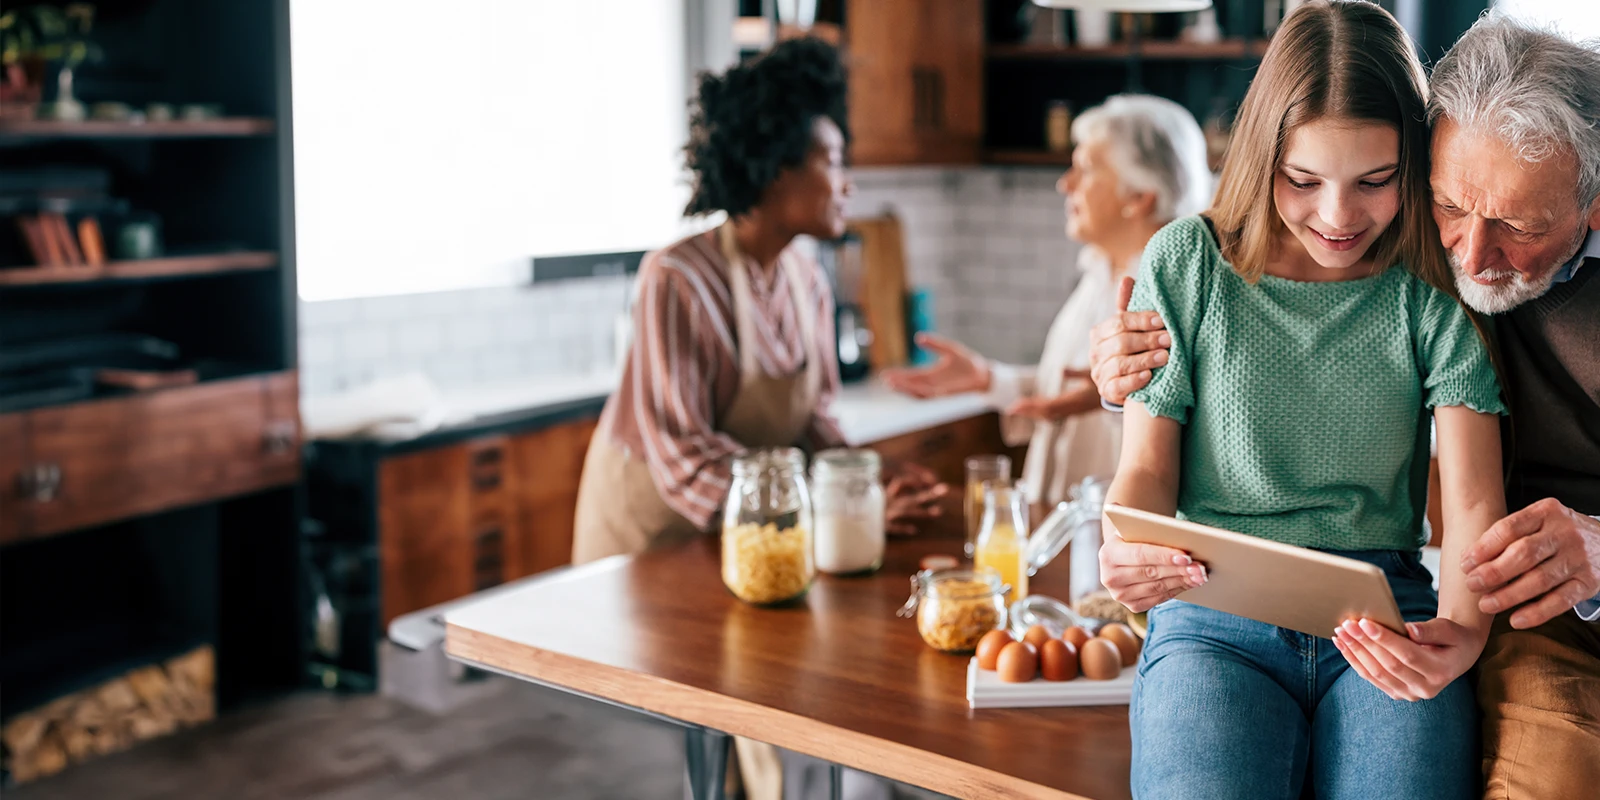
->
[[0, 118, 275, 141], [988, 39, 1269, 62], [0, 251, 278, 287], [984, 148, 1074, 167]]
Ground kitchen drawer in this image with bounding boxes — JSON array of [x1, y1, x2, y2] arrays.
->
[[378, 442, 474, 624], [372, 416, 601, 625], [508, 417, 598, 578], [4, 372, 301, 543]]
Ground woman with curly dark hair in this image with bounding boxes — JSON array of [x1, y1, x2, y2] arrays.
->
[[573, 38, 943, 565], [572, 35, 939, 800]]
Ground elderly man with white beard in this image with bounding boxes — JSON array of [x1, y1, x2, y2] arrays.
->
[[1086, 14, 1600, 798]]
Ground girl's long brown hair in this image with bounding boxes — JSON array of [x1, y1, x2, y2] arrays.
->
[[1209, 0, 1450, 293]]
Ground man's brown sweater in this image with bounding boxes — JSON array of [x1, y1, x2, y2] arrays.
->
[[1497, 256, 1600, 516]]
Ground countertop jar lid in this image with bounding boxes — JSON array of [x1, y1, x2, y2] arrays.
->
[[811, 448, 881, 480], [896, 567, 1006, 617]]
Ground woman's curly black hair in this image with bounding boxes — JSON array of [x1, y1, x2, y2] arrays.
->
[[683, 37, 850, 218]]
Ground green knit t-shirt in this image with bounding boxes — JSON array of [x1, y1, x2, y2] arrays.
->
[[1128, 216, 1505, 551]]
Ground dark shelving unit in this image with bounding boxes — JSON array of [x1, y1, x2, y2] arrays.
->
[[0, 1, 305, 779]]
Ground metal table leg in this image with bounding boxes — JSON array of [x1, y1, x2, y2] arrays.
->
[[685, 726, 731, 800], [446, 654, 749, 800]]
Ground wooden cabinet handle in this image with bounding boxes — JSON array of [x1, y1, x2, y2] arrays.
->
[[17, 463, 62, 503], [263, 420, 298, 455], [469, 446, 504, 491], [473, 525, 505, 590]]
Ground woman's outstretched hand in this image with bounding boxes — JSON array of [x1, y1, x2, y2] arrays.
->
[[881, 333, 990, 399], [1005, 369, 1099, 421]]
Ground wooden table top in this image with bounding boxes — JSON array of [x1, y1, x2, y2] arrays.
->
[[445, 532, 1133, 800]]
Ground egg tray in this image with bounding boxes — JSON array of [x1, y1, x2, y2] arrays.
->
[[966, 659, 1135, 709]]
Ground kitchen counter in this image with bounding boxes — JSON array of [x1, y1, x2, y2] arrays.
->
[[307, 370, 995, 452], [832, 381, 993, 446], [443, 532, 1130, 800]]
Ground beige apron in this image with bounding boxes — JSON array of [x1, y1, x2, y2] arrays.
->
[[571, 226, 820, 800], [571, 224, 822, 565]]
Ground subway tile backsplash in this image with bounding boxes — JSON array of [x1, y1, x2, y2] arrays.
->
[[298, 166, 1083, 399]]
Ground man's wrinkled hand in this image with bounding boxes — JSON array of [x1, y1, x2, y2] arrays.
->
[[1461, 498, 1600, 628], [1088, 276, 1171, 406]]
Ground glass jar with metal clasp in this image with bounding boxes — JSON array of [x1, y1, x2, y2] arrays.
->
[[722, 447, 814, 605]]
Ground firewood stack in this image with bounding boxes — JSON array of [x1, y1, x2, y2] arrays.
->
[[3, 646, 215, 784]]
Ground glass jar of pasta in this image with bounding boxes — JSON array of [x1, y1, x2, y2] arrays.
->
[[722, 447, 814, 605], [897, 567, 1008, 653]]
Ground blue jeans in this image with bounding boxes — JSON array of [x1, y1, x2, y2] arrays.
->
[[1129, 549, 1478, 800]]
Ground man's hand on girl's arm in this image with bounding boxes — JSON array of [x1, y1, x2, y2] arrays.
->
[[1089, 276, 1171, 407], [1461, 498, 1600, 628]]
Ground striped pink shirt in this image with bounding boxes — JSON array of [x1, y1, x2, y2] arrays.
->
[[597, 229, 847, 530]]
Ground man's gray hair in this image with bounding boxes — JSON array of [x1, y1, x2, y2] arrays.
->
[[1429, 14, 1600, 208], [1072, 94, 1213, 221]]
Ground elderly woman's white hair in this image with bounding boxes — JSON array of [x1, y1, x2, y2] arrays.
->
[[1429, 14, 1600, 207], [1071, 94, 1214, 221]]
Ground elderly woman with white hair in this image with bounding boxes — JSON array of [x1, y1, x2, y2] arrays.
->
[[884, 95, 1211, 565]]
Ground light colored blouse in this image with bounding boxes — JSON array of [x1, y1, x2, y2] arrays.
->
[[986, 245, 1132, 508]]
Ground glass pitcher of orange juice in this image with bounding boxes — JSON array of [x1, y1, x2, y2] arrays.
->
[[974, 482, 1029, 606]]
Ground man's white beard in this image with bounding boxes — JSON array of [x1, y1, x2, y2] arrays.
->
[[1451, 254, 1563, 315]]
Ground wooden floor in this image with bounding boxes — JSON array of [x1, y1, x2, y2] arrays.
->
[[8, 676, 685, 800], [8, 675, 951, 800]]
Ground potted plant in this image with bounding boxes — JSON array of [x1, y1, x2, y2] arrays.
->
[[1, 4, 101, 122]]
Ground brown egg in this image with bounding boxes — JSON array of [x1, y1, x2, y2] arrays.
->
[[1039, 639, 1079, 682], [1063, 625, 1093, 650], [976, 630, 1014, 671], [1080, 638, 1122, 681], [1023, 624, 1053, 651], [997, 641, 1039, 683], [1099, 623, 1141, 667]]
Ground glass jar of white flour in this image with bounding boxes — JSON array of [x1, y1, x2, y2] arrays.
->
[[810, 449, 886, 575]]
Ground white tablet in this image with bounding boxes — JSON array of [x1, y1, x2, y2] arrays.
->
[[1104, 505, 1406, 638]]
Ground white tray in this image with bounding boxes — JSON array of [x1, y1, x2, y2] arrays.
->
[[965, 658, 1136, 709]]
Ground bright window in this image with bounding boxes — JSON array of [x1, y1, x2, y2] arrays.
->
[[290, 1, 690, 301], [1495, 0, 1600, 38]]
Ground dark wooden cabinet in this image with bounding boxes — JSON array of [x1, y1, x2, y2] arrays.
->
[[0, 414, 25, 544], [377, 441, 474, 625], [845, 0, 984, 165], [2, 372, 300, 545], [508, 417, 599, 579], [326, 413, 601, 628]]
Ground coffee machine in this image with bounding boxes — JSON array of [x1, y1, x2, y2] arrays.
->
[[817, 233, 873, 383]]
